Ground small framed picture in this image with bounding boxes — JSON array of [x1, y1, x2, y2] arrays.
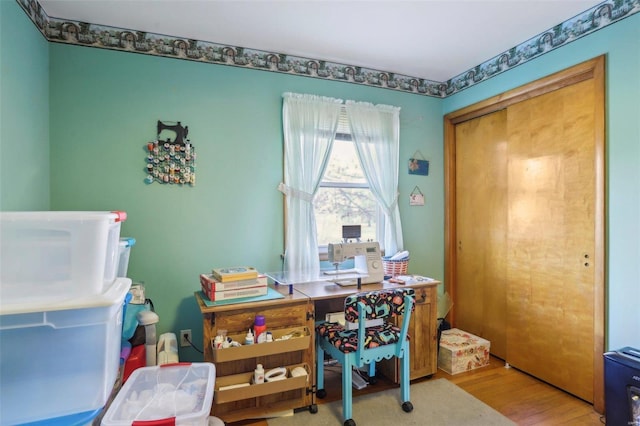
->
[[408, 158, 429, 176], [410, 186, 425, 206]]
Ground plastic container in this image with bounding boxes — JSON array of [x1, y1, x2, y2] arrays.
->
[[244, 329, 254, 345], [0, 211, 127, 312], [254, 314, 266, 341], [122, 344, 146, 383], [157, 332, 180, 365], [0, 278, 131, 425], [254, 363, 265, 384], [117, 237, 136, 277], [101, 363, 216, 426], [382, 255, 410, 277]]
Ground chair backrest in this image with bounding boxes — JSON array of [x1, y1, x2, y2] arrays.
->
[[344, 288, 415, 323]]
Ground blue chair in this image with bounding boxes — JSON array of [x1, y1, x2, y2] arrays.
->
[[315, 288, 415, 426]]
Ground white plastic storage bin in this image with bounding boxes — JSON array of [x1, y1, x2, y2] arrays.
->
[[0, 211, 126, 311], [101, 363, 216, 426], [117, 237, 136, 277], [0, 278, 131, 425]]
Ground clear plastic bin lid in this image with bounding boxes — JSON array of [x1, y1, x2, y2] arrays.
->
[[0, 211, 126, 223], [0, 278, 132, 316]]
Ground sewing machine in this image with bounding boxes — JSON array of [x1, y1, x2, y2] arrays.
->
[[325, 242, 384, 286]]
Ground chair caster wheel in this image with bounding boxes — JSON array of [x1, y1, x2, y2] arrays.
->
[[309, 404, 318, 414], [317, 389, 327, 399], [344, 419, 356, 426], [402, 401, 414, 412]]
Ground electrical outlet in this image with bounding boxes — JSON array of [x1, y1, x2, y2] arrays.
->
[[180, 329, 192, 347]]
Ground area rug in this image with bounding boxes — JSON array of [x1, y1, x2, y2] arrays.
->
[[267, 378, 516, 426]]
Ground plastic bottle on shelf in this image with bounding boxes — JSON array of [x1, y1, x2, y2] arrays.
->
[[254, 364, 265, 384], [244, 329, 254, 345], [254, 315, 266, 342]]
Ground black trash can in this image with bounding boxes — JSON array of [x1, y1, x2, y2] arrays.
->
[[604, 347, 640, 426], [436, 318, 451, 355]]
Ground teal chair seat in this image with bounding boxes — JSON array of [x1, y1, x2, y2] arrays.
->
[[315, 288, 415, 426]]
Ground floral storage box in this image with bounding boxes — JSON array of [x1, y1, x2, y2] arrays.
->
[[438, 328, 490, 374]]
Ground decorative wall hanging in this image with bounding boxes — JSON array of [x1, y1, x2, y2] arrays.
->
[[408, 150, 429, 176], [409, 186, 425, 206], [144, 120, 196, 186]]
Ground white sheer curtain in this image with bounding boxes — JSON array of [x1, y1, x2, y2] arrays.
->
[[279, 93, 343, 277], [345, 100, 403, 255]]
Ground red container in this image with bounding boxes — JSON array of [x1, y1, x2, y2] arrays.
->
[[122, 344, 146, 383]]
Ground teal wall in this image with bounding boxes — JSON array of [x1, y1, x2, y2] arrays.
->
[[0, 0, 49, 210], [2, 0, 638, 359], [47, 35, 443, 360], [443, 13, 640, 351]]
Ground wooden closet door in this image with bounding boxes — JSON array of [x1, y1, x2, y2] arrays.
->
[[506, 79, 596, 402], [455, 110, 508, 359], [445, 56, 605, 410]]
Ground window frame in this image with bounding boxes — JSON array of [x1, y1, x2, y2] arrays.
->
[[316, 130, 382, 259]]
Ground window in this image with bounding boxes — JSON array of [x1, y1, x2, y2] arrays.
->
[[315, 133, 379, 248], [280, 93, 402, 275]]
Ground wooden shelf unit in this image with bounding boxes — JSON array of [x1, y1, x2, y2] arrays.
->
[[196, 289, 315, 423]]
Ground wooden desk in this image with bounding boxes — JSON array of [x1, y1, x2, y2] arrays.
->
[[292, 279, 439, 382], [196, 278, 439, 422]]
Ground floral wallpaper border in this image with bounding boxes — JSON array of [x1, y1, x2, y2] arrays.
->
[[17, 0, 640, 98]]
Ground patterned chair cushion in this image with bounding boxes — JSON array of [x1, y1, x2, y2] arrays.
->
[[316, 288, 416, 353], [316, 321, 403, 353]]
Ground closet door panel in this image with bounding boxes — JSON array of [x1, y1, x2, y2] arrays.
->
[[455, 110, 508, 359], [446, 56, 605, 409], [506, 80, 595, 402]]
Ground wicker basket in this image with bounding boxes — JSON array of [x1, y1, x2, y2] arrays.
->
[[382, 256, 409, 276]]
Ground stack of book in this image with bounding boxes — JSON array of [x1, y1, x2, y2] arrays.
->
[[200, 266, 268, 302]]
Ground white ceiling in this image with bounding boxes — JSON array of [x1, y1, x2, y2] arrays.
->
[[38, 0, 603, 82]]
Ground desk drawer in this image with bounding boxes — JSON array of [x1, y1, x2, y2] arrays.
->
[[414, 287, 432, 305]]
